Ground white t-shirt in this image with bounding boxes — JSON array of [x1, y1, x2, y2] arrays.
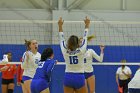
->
[[0, 55, 8, 65], [22, 51, 41, 78], [128, 68, 140, 89], [59, 29, 88, 73], [116, 66, 132, 80], [84, 49, 104, 72]]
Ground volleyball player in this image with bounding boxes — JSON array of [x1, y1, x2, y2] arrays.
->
[[116, 59, 132, 93], [0, 52, 17, 93], [31, 48, 57, 93], [0, 54, 8, 65], [128, 67, 140, 93], [22, 39, 41, 93], [58, 17, 90, 93], [84, 45, 105, 93]]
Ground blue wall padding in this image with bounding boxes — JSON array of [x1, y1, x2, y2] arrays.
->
[[0, 44, 139, 93]]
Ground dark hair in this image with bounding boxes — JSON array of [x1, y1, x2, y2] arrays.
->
[[24, 39, 31, 51], [4, 51, 12, 55], [67, 35, 79, 51], [40, 48, 53, 61]]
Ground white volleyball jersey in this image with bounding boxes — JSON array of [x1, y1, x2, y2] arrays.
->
[[84, 49, 104, 72], [128, 68, 140, 89], [116, 66, 132, 80], [22, 51, 41, 78], [59, 29, 88, 73], [0, 55, 8, 65]]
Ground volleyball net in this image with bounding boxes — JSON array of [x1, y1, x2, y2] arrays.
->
[[0, 20, 140, 93], [0, 20, 140, 63]]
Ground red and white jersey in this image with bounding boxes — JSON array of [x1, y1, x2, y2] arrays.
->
[[59, 29, 88, 73]]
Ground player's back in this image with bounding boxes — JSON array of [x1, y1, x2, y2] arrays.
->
[[64, 48, 85, 73], [33, 59, 55, 82]]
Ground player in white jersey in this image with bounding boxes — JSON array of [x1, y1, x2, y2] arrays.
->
[[116, 60, 132, 93], [84, 45, 104, 93], [21, 39, 41, 93], [58, 17, 90, 93], [0, 54, 8, 65], [128, 67, 140, 93]]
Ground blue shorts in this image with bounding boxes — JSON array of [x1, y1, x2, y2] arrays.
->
[[64, 73, 85, 89], [84, 72, 94, 79], [129, 88, 140, 93], [22, 76, 32, 82], [31, 79, 49, 93]]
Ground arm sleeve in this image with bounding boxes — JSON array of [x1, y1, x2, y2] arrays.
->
[[80, 29, 88, 53], [21, 52, 27, 69], [0, 61, 7, 65], [59, 32, 67, 53], [116, 68, 119, 74], [91, 49, 104, 62], [128, 67, 132, 74]]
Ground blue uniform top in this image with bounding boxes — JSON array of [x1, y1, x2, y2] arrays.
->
[[33, 58, 56, 82]]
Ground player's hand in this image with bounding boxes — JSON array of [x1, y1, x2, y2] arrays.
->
[[84, 16, 90, 28], [55, 60, 58, 64], [122, 71, 126, 74], [58, 17, 64, 26], [100, 45, 105, 54], [17, 82, 21, 86], [100, 45, 105, 50], [58, 17, 64, 32]]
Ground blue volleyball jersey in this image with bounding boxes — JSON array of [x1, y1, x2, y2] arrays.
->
[[33, 59, 56, 82]]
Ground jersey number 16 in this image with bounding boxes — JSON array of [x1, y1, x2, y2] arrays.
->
[[69, 56, 78, 64]]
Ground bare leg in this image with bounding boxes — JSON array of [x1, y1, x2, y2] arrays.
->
[[64, 86, 75, 93], [40, 88, 50, 93], [87, 75, 95, 93], [75, 85, 86, 93], [23, 80, 32, 93], [2, 84, 8, 93]]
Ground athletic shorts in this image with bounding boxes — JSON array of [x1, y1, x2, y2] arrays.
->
[[2, 78, 14, 85], [129, 88, 140, 93], [22, 76, 32, 82], [21, 80, 24, 83], [64, 73, 85, 89], [84, 72, 94, 79], [31, 79, 49, 93]]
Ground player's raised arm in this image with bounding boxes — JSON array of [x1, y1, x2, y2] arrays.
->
[[84, 16, 90, 29], [58, 17, 64, 32], [58, 17, 67, 53], [80, 17, 90, 53]]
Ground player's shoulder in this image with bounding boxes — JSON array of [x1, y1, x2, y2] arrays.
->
[[117, 67, 122, 70], [43, 59, 55, 66], [125, 66, 131, 70], [22, 52, 26, 56], [37, 52, 41, 55], [87, 49, 95, 53], [45, 59, 54, 62]]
